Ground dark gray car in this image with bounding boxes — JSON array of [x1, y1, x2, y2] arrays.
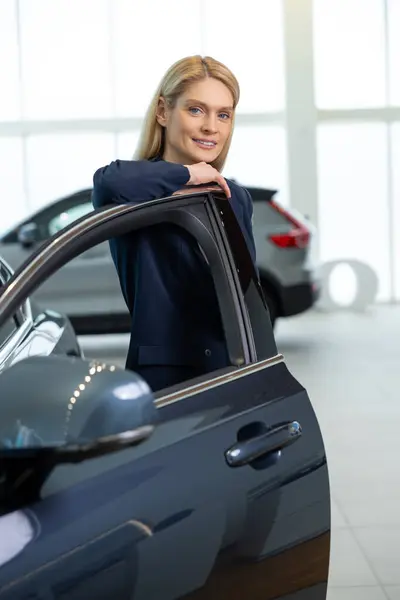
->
[[0, 186, 319, 334], [0, 188, 330, 599]]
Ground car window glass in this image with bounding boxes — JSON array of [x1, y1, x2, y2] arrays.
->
[[79, 226, 230, 390], [7, 202, 246, 394], [48, 202, 93, 236]]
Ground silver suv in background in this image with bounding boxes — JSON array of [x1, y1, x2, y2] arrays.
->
[[250, 186, 320, 325], [0, 186, 320, 333]]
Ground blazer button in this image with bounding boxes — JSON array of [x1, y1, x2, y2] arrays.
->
[[205, 349, 211, 357]]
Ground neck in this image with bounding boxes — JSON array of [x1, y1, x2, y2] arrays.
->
[[162, 146, 193, 165]]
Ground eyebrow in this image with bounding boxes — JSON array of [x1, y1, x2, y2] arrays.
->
[[184, 99, 234, 112]]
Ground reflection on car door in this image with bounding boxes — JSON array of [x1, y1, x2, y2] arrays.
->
[[0, 259, 81, 372], [0, 192, 329, 600]]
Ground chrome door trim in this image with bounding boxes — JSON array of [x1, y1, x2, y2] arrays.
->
[[155, 353, 285, 408]]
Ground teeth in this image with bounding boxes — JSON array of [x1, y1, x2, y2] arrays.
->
[[194, 139, 215, 146]]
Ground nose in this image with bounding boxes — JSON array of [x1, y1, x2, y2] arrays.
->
[[201, 113, 218, 134]]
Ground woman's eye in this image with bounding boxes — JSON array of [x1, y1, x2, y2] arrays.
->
[[219, 112, 231, 120], [189, 107, 202, 115]]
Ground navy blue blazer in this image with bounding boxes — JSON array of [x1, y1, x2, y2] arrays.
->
[[92, 158, 257, 391]]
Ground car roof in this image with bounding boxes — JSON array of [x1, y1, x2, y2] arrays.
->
[[245, 187, 278, 202]]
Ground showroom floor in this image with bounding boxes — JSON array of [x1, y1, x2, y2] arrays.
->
[[79, 305, 400, 600]]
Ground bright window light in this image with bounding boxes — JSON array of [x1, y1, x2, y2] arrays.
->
[[19, 0, 113, 119], [317, 123, 390, 301], [313, 0, 386, 108]]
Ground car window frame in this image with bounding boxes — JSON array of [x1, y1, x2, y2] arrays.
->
[[209, 196, 279, 361], [0, 191, 258, 371]]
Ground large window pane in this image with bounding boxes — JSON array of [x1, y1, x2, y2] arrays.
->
[[116, 131, 141, 160], [113, 0, 202, 118], [388, 0, 400, 106], [19, 0, 113, 119], [0, 0, 20, 121], [317, 123, 390, 301], [391, 124, 400, 299], [313, 0, 386, 108], [0, 138, 26, 234], [224, 125, 288, 206], [26, 133, 115, 210], [203, 0, 285, 113]]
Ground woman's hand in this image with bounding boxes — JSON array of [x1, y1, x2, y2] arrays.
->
[[185, 162, 231, 198]]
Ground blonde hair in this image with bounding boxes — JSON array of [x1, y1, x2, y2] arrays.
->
[[134, 55, 240, 172]]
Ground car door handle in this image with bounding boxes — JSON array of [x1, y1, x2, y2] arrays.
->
[[225, 421, 302, 468]]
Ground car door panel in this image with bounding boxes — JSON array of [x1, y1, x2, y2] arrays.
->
[[0, 521, 143, 600], [133, 503, 227, 599], [0, 191, 329, 600], [157, 359, 329, 556], [0, 356, 328, 600]]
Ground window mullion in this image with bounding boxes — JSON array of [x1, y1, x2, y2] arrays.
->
[[283, 0, 319, 251]]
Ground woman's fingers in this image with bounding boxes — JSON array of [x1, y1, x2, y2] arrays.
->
[[186, 163, 231, 197], [215, 173, 231, 198]]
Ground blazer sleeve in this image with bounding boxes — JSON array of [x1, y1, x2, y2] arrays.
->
[[92, 159, 190, 208]]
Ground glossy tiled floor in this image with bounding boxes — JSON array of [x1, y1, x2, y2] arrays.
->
[[276, 306, 400, 600], [80, 304, 400, 599]]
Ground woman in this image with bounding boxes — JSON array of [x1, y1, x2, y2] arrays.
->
[[92, 55, 257, 392]]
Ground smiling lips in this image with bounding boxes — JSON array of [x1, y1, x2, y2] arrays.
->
[[193, 138, 217, 149]]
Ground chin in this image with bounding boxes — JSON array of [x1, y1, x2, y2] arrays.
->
[[192, 149, 219, 165]]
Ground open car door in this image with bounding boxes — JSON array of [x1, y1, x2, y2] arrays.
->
[[0, 188, 330, 600]]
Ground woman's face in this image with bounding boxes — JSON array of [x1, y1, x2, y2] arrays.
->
[[158, 77, 234, 167]]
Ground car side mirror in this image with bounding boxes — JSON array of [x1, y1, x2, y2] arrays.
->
[[17, 222, 39, 248], [0, 355, 157, 515]]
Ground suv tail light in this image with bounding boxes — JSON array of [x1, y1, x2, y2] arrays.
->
[[268, 200, 310, 249]]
